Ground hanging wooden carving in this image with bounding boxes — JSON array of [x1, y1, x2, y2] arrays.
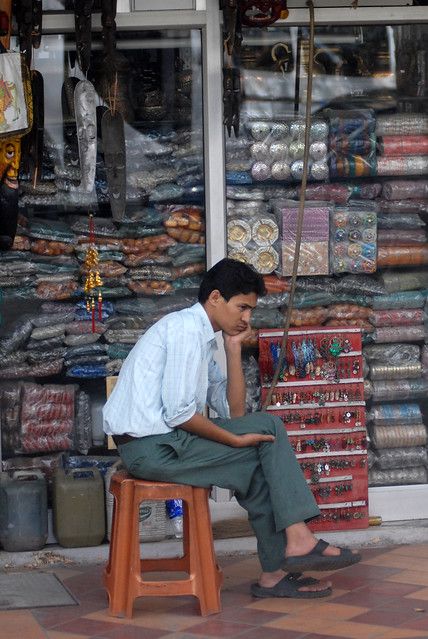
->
[[15, 0, 33, 67], [94, 0, 134, 123], [98, 0, 128, 221], [32, 0, 42, 49], [74, 79, 97, 193], [28, 69, 44, 186], [75, 0, 94, 75], [223, 67, 241, 138], [222, 1, 242, 57], [221, 1, 242, 137], [101, 103, 126, 223], [62, 75, 80, 123]]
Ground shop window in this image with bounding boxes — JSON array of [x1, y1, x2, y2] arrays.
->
[[0, 29, 205, 466], [224, 22, 428, 497]]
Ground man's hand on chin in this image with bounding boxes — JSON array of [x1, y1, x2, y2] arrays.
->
[[223, 324, 252, 349]]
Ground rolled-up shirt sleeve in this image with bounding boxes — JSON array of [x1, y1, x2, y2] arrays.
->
[[207, 357, 230, 419], [161, 319, 202, 428]]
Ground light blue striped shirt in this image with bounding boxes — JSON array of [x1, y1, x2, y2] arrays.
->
[[103, 302, 230, 437]]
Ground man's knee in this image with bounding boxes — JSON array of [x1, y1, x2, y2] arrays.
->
[[250, 411, 283, 435]]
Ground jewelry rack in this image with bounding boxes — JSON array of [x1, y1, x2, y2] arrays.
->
[[259, 327, 368, 531]]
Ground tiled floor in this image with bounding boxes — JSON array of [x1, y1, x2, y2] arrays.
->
[[3, 545, 428, 638]]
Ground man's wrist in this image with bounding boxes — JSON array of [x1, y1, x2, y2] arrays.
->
[[224, 342, 242, 356], [230, 432, 244, 446]]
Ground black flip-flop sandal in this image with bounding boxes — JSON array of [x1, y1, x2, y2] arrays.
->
[[251, 572, 332, 599], [282, 539, 361, 572]]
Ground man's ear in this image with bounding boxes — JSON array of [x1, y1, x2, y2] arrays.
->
[[207, 289, 222, 307]]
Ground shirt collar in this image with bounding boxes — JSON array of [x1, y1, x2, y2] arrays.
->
[[192, 302, 217, 347]]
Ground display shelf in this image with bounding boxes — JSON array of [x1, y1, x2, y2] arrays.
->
[[262, 377, 364, 388], [259, 327, 368, 531], [265, 401, 366, 410]]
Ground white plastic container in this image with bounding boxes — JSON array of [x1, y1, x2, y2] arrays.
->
[[105, 461, 168, 542]]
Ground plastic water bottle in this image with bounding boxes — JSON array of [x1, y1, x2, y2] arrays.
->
[[165, 499, 183, 539]]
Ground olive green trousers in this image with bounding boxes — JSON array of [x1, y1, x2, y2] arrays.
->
[[117, 412, 320, 572]]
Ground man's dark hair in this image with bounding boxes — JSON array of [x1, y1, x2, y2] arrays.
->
[[198, 258, 266, 303]]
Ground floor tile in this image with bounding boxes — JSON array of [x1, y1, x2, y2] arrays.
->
[[358, 547, 395, 559], [247, 597, 317, 614], [216, 606, 285, 624], [327, 574, 375, 590], [357, 581, 422, 597], [400, 616, 428, 631], [32, 599, 107, 629], [87, 609, 202, 631], [298, 602, 368, 620], [31, 606, 87, 629], [303, 635, 353, 639], [166, 601, 209, 617], [349, 607, 426, 627], [239, 629, 305, 639], [265, 615, 337, 634], [303, 620, 416, 639], [0, 611, 47, 639], [179, 618, 254, 637], [94, 624, 167, 638], [405, 587, 428, 601], [386, 571, 428, 586], [384, 545, 428, 558], [335, 622, 427, 639], [339, 563, 401, 580], [378, 596, 428, 613], [362, 554, 428, 572], [47, 616, 124, 636], [220, 588, 257, 608], [376, 630, 428, 639], [46, 632, 88, 639], [326, 590, 396, 608]]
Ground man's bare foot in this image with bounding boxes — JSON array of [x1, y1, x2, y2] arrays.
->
[[285, 538, 360, 559], [284, 522, 359, 559]]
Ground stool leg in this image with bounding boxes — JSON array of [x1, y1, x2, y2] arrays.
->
[[125, 491, 148, 617], [190, 488, 223, 616], [104, 479, 135, 617]]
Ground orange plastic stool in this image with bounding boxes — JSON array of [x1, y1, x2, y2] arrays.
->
[[103, 470, 223, 617]]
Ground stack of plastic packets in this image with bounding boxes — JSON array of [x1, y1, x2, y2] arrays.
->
[[376, 114, 428, 177], [246, 118, 329, 183], [227, 211, 280, 275], [366, 396, 428, 487], [329, 204, 377, 275], [364, 324, 428, 487], [327, 108, 377, 179], [277, 202, 330, 276]]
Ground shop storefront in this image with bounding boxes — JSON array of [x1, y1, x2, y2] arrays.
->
[[0, 0, 428, 548]]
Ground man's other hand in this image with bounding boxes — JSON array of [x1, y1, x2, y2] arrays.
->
[[233, 433, 275, 447]]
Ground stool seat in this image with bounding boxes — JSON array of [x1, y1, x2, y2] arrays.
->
[[103, 470, 223, 617]]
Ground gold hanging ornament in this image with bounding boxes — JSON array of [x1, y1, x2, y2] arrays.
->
[[83, 213, 103, 331]]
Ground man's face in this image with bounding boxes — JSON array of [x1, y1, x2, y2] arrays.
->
[[214, 292, 257, 335]]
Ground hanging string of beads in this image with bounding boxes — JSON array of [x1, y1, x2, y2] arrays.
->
[[83, 213, 103, 332]]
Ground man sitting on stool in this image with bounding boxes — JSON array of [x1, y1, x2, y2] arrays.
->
[[103, 258, 361, 599]]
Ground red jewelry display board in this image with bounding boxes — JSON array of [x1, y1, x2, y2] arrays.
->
[[259, 327, 368, 532]]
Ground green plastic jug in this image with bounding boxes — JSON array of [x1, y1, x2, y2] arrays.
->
[[0, 470, 48, 551], [53, 467, 105, 547]]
